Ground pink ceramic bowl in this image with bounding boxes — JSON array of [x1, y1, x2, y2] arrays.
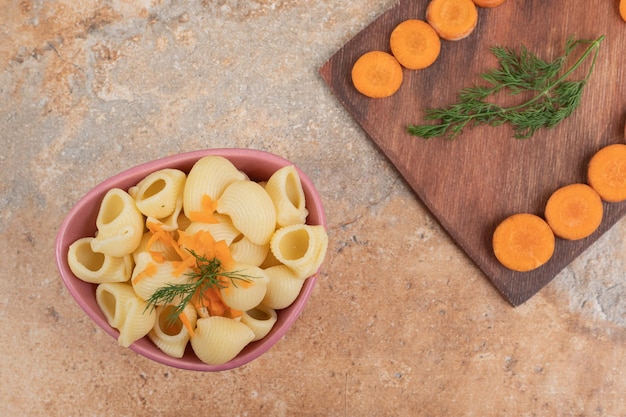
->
[[55, 148, 326, 371]]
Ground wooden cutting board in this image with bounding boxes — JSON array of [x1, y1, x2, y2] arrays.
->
[[320, 0, 626, 306]]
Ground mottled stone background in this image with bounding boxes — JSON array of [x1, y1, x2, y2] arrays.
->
[[1, 1, 625, 416]]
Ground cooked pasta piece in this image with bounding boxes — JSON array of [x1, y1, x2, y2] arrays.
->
[[264, 165, 309, 227], [270, 224, 328, 279], [90, 188, 145, 257], [96, 282, 156, 348], [183, 156, 247, 218], [130, 168, 187, 219], [262, 264, 306, 309], [216, 180, 277, 245], [190, 316, 255, 365], [131, 252, 193, 302], [67, 237, 133, 284], [230, 236, 269, 267], [219, 264, 270, 312], [145, 195, 184, 232], [241, 305, 277, 341], [184, 215, 241, 246], [148, 303, 197, 358]]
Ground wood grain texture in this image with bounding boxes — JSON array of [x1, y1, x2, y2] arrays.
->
[[320, 0, 626, 306]]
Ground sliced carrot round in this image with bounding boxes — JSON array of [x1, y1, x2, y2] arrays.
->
[[390, 20, 441, 70], [472, 0, 506, 7], [544, 183, 603, 240], [351, 51, 403, 98], [426, 0, 478, 41], [587, 143, 626, 202], [492, 213, 555, 272], [620, 0, 626, 22]]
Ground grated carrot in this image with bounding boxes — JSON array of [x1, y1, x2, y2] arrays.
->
[[178, 312, 195, 338], [188, 194, 219, 224], [149, 251, 165, 263], [147, 222, 188, 260]]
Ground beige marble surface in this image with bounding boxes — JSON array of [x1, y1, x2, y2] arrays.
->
[[1, 1, 625, 416]]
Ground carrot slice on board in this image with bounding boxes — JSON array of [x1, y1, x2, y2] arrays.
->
[[390, 20, 441, 70], [426, 0, 479, 41], [492, 213, 555, 272], [544, 183, 603, 240], [587, 143, 626, 202], [620, 0, 626, 22], [472, 0, 506, 7], [351, 51, 403, 98]]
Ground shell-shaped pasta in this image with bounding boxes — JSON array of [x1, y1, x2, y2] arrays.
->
[[183, 156, 246, 218], [91, 188, 145, 257], [133, 232, 181, 263], [148, 303, 197, 358], [270, 224, 329, 279], [184, 214, 241, 246], [145, 192, 184, 232], [220, 264, 269, 312], [240, 304, 277, 341], [130, 169, 187, 219], [264, 165, 309, 227], [68, 237, 133, 284], [262, 264, 306, 309], [190, 316, 255, 365], [230, 236, 269, 267], [96, 282, 156, 348], [216, 180, 277, 245], [131, 252, 192, 302]]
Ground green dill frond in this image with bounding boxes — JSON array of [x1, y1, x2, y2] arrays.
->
[[408, 35, 604, 140]]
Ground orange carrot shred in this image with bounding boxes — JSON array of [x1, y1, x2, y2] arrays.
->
[[351, 51, 403, 99], [426, 0, 479, 41], [178, 312, 195, 338], [390, 20, 441, 70], [214, 240, 236, 272], [149, 251, 165, 263], [201, 287, 229, 317], [147, 222, 188, 260], [544, 183, 603, 240], [188, 194, 219, 224]]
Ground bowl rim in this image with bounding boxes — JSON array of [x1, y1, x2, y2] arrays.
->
[[54, 148, 326, 371]]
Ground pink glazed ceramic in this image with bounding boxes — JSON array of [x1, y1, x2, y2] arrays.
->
[[55, 149, 327, 371]]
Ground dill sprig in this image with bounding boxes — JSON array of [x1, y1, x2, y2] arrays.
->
[[407, 35, 605, 140], [144, 249, 254, 324]]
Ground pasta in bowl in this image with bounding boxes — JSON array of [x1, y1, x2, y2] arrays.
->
[[55, 149, 328, 371]]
